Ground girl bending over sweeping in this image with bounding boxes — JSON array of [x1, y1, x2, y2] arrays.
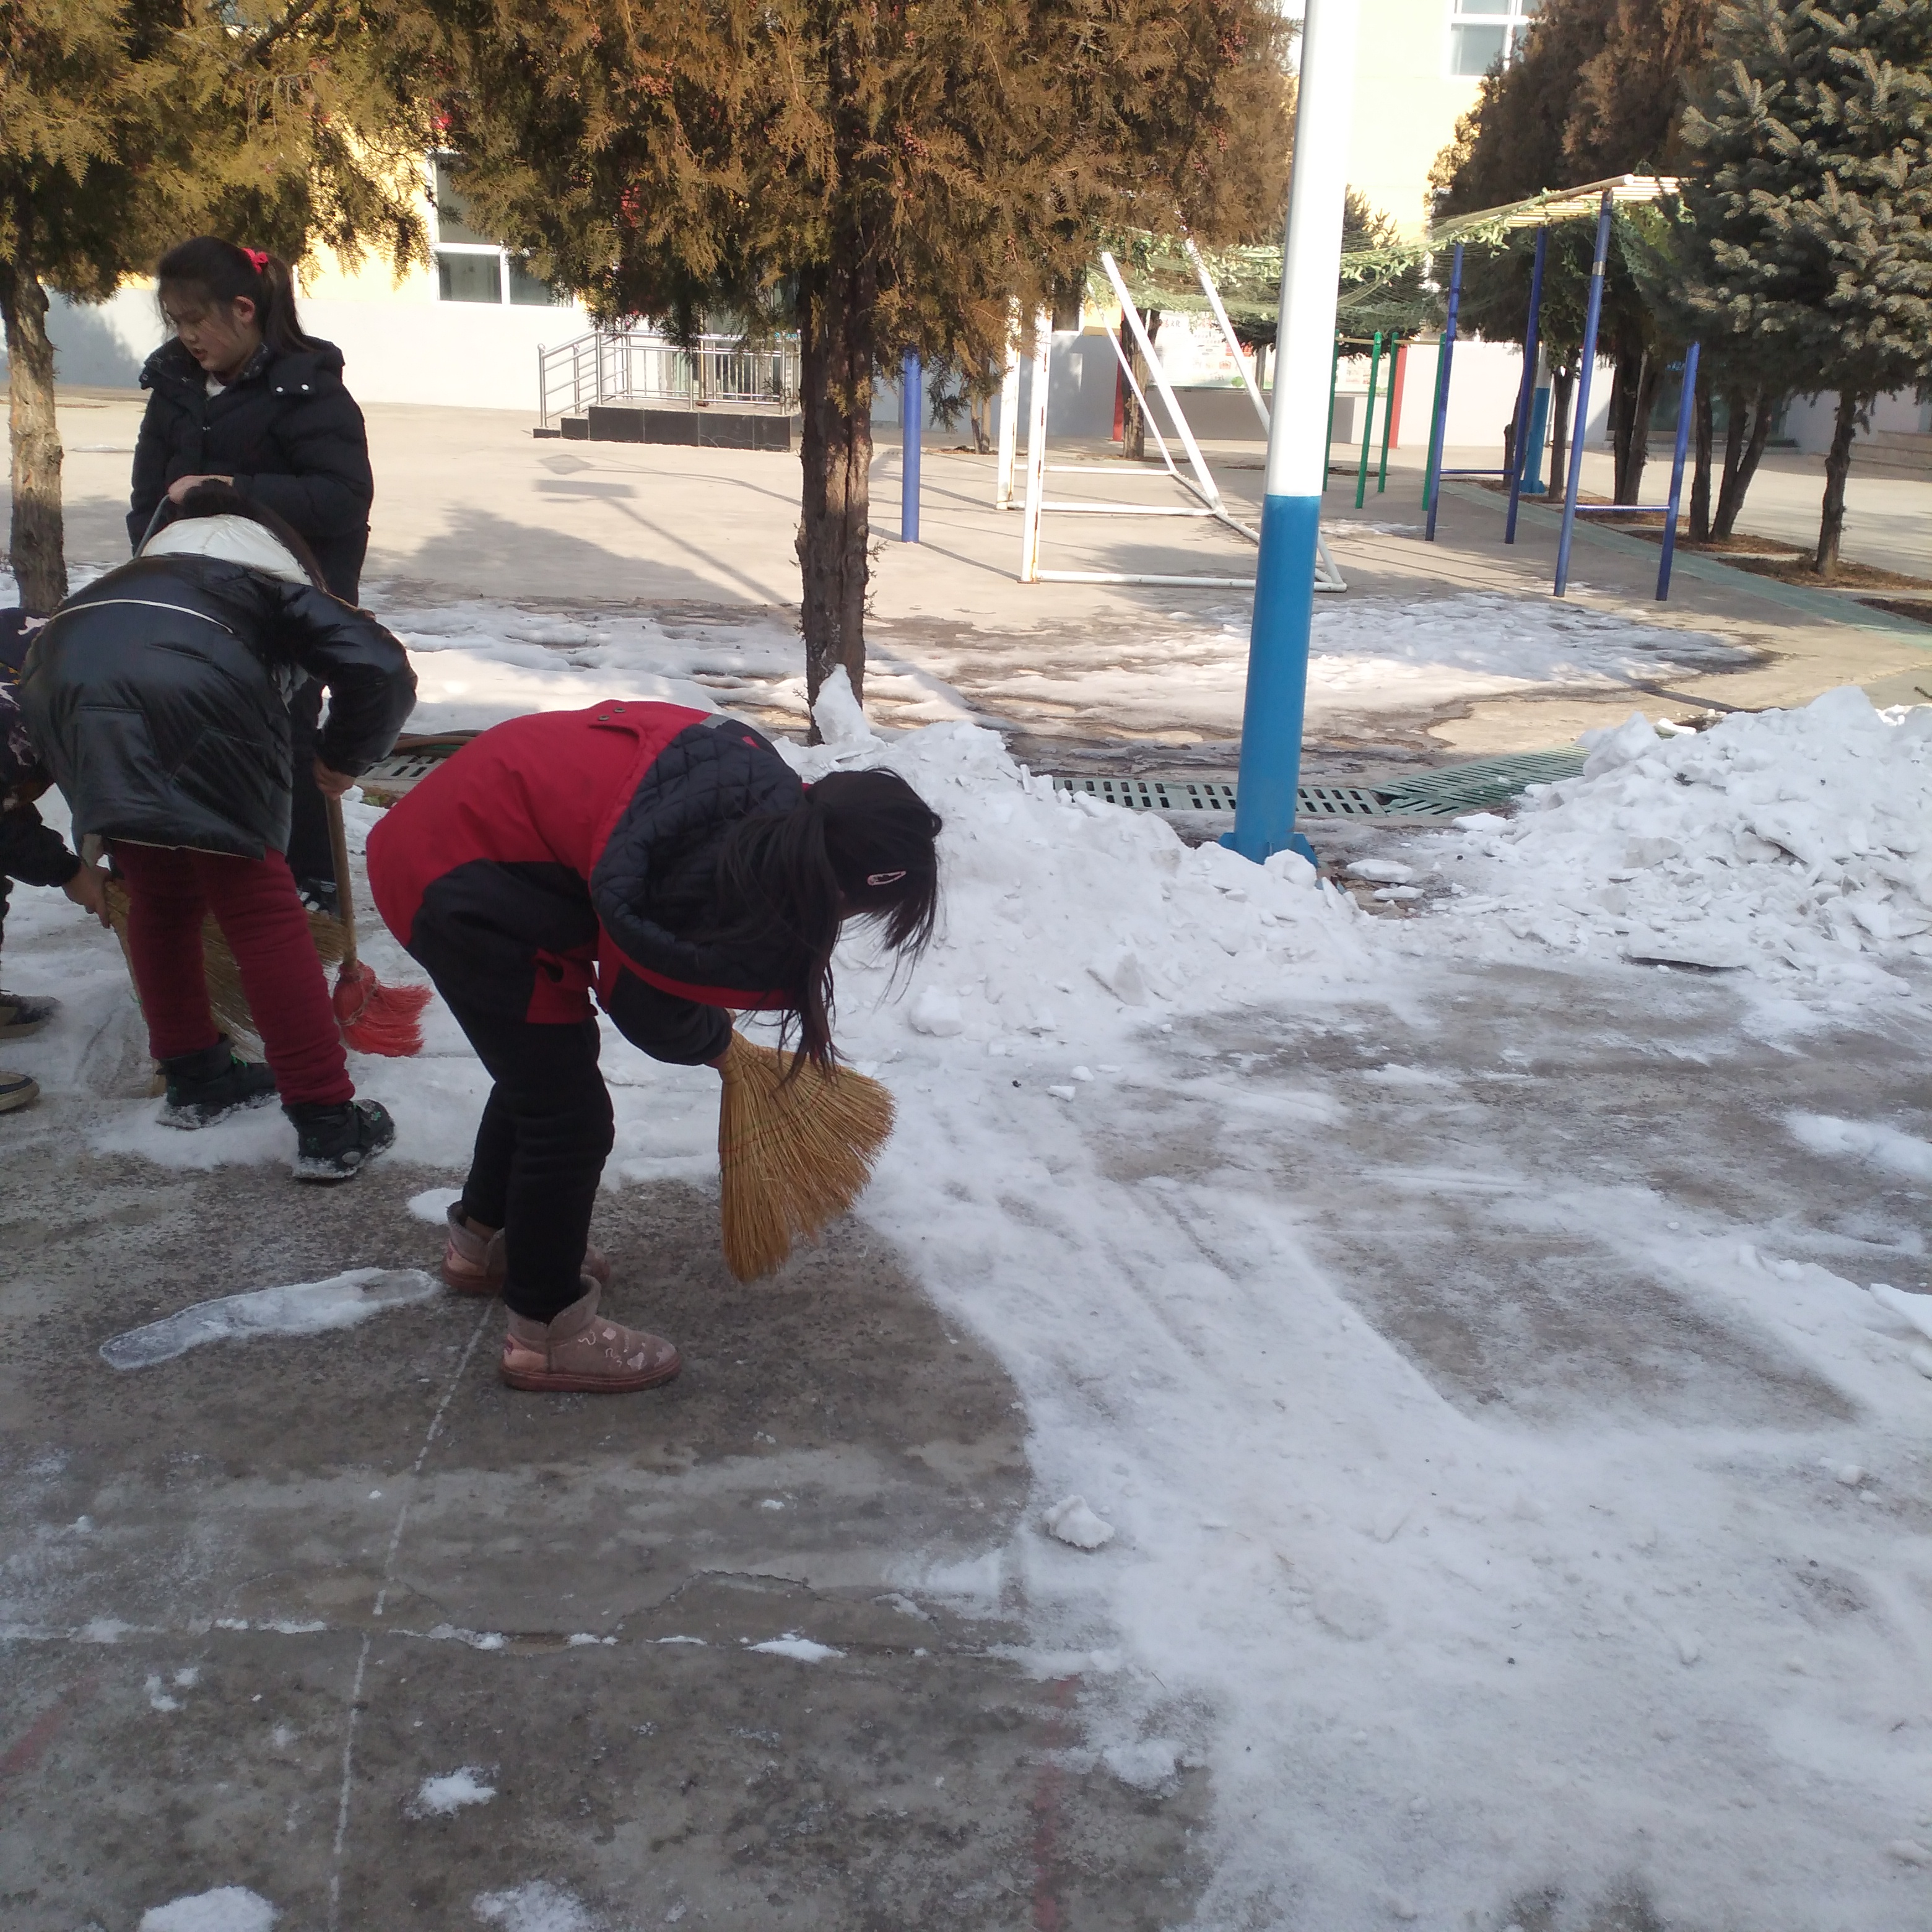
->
[[21, 484, 416, 1178], [366, 703, 941, 1395]]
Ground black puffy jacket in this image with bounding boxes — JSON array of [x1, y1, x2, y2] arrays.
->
[[20, 555, 416, 860], [129, 338, 374, 600]]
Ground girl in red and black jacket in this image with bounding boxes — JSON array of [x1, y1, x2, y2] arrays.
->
[[367, 703, 941, 1396]]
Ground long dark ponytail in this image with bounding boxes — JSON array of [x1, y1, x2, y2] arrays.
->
[[708, 767, 942, 1072], [155, 237, 310, 355]]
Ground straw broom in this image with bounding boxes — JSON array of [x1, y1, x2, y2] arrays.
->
[[101, 796, 429, 1064], [103, 876, 350, 1068], [716, 1032, 896, 1280]]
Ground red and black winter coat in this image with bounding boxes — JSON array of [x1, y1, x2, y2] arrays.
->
[[365, 703, 806, 1066]]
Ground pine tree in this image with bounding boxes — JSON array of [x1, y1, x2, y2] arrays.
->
[[391, 0, 1292, 713], [0, 1, 426, 611], [1678, 0, 1932, 576]]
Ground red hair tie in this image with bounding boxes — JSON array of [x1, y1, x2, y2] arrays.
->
[[242, 246, 270, 273]]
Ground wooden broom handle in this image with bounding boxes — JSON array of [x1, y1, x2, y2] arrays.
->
[[325, 793, 359, 970]]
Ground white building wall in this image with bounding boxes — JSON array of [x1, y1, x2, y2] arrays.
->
[[28, 282, 591, 412]]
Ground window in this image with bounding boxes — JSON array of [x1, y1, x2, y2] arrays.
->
[[431, 157, 566, 307], [1448, 0, 1539, 76]]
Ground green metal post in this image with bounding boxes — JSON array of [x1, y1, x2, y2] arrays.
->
[[1378, 339, 1398, 492], [1322, 337, 1342, 492], [1354, 331, 1382, 508]]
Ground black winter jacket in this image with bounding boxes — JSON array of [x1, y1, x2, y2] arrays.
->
[[20, 555, 416, 860], [129, 339, 374, 600]]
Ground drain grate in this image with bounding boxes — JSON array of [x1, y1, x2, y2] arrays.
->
[[1056, 775, 1240, 814], [1376, 747, 1586, 816], [1053, 747, 1588, 822]]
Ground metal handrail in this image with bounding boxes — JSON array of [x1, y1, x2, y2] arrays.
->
[[537, 330, 801, 429]]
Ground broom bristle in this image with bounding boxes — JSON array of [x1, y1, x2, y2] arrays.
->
[[717, 1032, 895, 1281], [333, 960, 433, 1058]]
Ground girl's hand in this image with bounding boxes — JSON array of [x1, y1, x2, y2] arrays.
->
[[64, 863, 111, 928], [165, 473, 233, 504], [312, 757, 357, 799]]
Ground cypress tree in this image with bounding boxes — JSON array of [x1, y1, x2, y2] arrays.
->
[[392, 0, 1292, 713], [1678, 0, 1932, 576], [0, 1, 426, 611]]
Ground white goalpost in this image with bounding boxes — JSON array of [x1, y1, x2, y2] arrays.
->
[[1006, 251, 1346, 594]]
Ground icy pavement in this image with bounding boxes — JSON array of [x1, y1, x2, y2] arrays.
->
[[4, 663, 1931, 1926], [367, 577, 1757, 747]]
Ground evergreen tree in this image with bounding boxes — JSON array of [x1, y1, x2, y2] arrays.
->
[[1677, 0, 1932, 576], [0, 0, 426, 610], [393, 0, 1292, 712]]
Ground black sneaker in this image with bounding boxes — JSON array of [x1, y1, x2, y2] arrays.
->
[[0, 990, 59, 1039], [159, 1037, 279, 1128], [285, 1098, 395, 1183], [296, 877, 341, 920]]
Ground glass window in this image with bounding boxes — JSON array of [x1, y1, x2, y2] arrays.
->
[[508, 258, 564, 307], [1448, 0, 1536, 74], [1450, 22, 1508, 71], [437, 251, 503, 305], [432, 159, 493, 246]]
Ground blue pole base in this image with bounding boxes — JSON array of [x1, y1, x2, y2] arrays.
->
[[1226, 492, 1319, 864], [1221, 827, 1318, 866]]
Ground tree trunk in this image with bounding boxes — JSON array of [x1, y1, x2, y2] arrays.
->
[[1120, 309, 1159, 461], [1712, 387, 1775, 541], [1812, 389, 1861, 581], [1689, 360, 1713, 545], [1544, 364, 1574, 500], [1, 256, 67, 612], [794, 251, 875, 721], [1611, 346, 1661, 505]]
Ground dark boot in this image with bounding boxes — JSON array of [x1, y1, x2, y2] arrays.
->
[[285, 1097, 395, 1182], [159, 1037, 279, 1129]]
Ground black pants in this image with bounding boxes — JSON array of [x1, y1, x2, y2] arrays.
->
[[285, 682, 334, 893], [445, 996, 616, 1323]]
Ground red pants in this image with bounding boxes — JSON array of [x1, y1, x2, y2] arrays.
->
[[113, 842, 352, 1107]]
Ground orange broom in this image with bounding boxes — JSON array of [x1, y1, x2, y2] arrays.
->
[[716, 1032, 896, 1279], [326, 794, 432, 1056]]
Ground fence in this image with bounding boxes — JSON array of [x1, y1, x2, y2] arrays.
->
[[537, 331, 801, 430]]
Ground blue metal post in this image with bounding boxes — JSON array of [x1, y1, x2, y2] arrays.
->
[[1225, 0, 1360, 866], [1523, 385, 1551, 492], [1656, 340, 1700, 601], [1505, 226, 1547, 545], [1423, 243, 1462, 541], [1554, 191, 1614, 598], [901, 349, 921, 542]]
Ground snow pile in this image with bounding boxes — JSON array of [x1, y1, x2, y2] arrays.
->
[[1427, 689, 1932, 996], [138, 1891, 278, 1932], [780, 711, 1373, 1064]]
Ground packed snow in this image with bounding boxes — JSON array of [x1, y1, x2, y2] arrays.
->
[[410, 1767, 497, 1817], [137, 1890, 278, 1932], [98, 1269, 438, 1368], [5, 583, 1930, 1930], [747, 1634, 846, 1663], [472, 1881, 600, 1932]]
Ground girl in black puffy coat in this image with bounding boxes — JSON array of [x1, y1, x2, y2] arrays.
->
[[129, 237, 375, 912], [22, 486, 417, 1180]]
